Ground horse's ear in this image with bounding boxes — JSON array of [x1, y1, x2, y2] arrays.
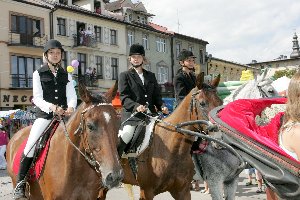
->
[[257, 68, 268, 81], [104, 80, 118, 103], [196, 72, 205, 89], [78, 79, 93, 104], [211, 74, 221, 87]]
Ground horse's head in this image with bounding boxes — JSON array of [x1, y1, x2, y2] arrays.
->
[[75, 81, 123, 189], [224, 69, 279, 104], [189, 72, 223, 121]]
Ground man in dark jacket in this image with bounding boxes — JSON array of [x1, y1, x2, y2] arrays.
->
[[117, 44, 168, 157], [173, 49, 197, 106]]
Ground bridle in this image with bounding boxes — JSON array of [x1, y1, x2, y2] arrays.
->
[[62, 102, 113, 174], [189, 83, 218, 122]]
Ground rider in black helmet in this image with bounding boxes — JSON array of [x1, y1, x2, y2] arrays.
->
[[13, 40, 77, 199]]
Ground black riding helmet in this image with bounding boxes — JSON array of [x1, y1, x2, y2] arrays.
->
[[44, 39, 64, 54], [129, 44, 145, 56], [178, 50, 196, 61]]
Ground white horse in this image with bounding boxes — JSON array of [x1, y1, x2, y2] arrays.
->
[[193, 68, 279, 200]]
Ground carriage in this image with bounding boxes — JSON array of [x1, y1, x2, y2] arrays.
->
[[205, 98, 300, 200]]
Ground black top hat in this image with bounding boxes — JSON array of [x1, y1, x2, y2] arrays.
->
[[44, 39, 64, 53], [129, 44, 145, 56], [178, 50, 196, 61]]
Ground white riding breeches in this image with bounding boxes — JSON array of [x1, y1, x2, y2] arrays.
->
[[118, 125, 137, 144], [23, 118, 51, 157]]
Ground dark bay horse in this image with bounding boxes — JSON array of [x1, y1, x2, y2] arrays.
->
[[6, 82, 123, 199], [99, 72, 222, 200]]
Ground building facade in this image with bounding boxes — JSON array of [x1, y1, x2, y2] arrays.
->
[[0, 0, 51, 110]]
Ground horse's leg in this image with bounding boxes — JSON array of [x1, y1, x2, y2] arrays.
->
[[207, 180, 223, 200], [124, 184, 135, 200], [223, 177, 239, 200], [139, 188, 154, 200], [169, 185, 191, 200]]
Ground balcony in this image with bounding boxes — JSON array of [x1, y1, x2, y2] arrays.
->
[[10, 74, 32, 89], [73, 34, 97, 48], [8, 32, 48, 48]]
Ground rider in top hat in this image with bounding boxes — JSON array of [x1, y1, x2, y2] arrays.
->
[[173, 49, 197, 106], [117, 44, 168, 157], [13, 39, 77, 199]]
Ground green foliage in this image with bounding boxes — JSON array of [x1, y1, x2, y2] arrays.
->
[[273, 69, 297, 80]]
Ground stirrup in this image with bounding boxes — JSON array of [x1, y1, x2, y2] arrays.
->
[[13, 180, 27, 199]]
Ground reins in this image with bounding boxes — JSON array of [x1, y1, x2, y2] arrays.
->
[[61, 102, 113, 174]]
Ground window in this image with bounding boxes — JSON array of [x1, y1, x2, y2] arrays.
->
[[94, 26, 102, 42], [111, 58, 118, 80], [157, 66, 168, 84], [137, 16, 140, 22], [77, 53, 87, 76], [94, 1, 101, 14], [128, 14, 132, 22], [199, 49, 204, 64], [61, 51, 68, 69], [10, 14, 43, 45], [141, 17, 146, 24], [128, 31, 134, 46], [95, 56, 103, 79], [110, 29, 117, 45], [57, 17, 66, 36], [176, 43, 181, 58], [142, 34, 149, 50], [144, 64, 151, 71], [11, 55, 42, 88], [156, 38, 166, 52], [188, 46, 194, 53]]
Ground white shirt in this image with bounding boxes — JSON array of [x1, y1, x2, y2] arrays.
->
[[32, 70, 77, 113]]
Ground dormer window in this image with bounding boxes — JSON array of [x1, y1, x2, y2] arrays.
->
[[141, 17, 145, 24], [128, 14, 132, 22], [94, 1, 101, 14]]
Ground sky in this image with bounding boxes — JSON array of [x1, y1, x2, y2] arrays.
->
[[136, 0, 300, 64]]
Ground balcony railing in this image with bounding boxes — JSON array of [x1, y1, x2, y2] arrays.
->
[[11, 74, 32, 88], [73, 34, 97, 48], [8, 32, 48, 47]]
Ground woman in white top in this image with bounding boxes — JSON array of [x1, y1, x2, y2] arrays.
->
[[279, 71, 300, 161], [13, 40, 77, 199]]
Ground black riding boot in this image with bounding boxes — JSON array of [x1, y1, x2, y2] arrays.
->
[[13, 154, 33, 200], [117, 137, 127, 157]]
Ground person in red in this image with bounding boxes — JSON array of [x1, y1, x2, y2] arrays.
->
[[0, 124, 9, 170]]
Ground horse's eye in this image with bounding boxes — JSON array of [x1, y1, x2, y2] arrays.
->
[[199, 101, 206, 107], [87, 123, 96, 131], [268, 89, 274, 93]]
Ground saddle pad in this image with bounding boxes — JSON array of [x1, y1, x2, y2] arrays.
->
[[135, 116, 158, 156], [13, 121, 59, 181]]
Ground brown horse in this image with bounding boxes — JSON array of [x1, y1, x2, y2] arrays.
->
[[6, 81, 123, 199], [99, 72, 222, 200]]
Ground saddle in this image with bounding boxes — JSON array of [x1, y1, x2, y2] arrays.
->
[[123, 116, 158, 158], [13, 117, 60, 181]]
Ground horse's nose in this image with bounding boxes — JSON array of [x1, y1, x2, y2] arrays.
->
[[104, 169, 124, 189]]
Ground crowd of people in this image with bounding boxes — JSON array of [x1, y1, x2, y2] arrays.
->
[[1, 39, 299, 200]]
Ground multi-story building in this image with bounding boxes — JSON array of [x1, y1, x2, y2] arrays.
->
[[0, 0, 51, 111], [208, 57, 258, 82], [0, 0, 211, 110]]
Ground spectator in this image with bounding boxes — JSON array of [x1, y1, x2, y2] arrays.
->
[[245, 167, 255, 186], [91, 68, 97, 86], [0, 124, 9, 170], [85, 67, 93, 86]]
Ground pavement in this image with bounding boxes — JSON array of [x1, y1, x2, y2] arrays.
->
[[0, 169, 267, 200]]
